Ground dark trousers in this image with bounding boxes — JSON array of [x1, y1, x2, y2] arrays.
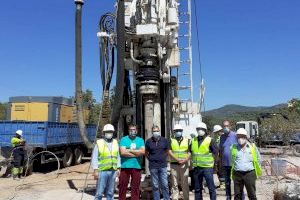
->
[[12, 147, 24, 178], [233, 170, 257, 200], [223, 166, 232, 199], [193, 167, 216, 200], [119, 168, 141, 200]]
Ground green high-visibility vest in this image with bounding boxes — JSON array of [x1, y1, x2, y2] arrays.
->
[[170, 138, 189, 163], [191, 136, 214, 168], [230, 143, 262, 179], [11, 137, 23, 147], [97, 139, 119, 171]]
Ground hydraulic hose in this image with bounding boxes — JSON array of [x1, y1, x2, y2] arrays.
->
[[110, 0, 126, 129], [75, 0, 93, 149]]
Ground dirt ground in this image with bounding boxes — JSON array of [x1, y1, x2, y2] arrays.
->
[[0, 154, 299, 200]]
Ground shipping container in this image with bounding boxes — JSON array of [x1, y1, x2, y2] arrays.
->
[[8, 96, 90, 123]]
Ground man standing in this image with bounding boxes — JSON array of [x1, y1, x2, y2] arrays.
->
[[119, 124, 145, 200], [213, 125, 225, 190], [145, 125, 170, 200], [219, 120, 238, 200], [191, 122, 217, 200], [11, 130, 25, 180], [169, 124, 190, 200], [231, 128, 262, 200], [92, 124, 120, 200]]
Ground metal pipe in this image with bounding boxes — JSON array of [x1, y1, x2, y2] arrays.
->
[[75, 0, 93, 149], [130, 42, 144, 65], [144, 97, 154, 175]]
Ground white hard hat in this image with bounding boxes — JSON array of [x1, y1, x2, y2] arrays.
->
[[16, 130, 23, 136], [173, 124, 183, 131], [196, 122, 207, 130], [236, 128, 248, 136], [103, 124, 115, 132], [213, 125, 223, 133]]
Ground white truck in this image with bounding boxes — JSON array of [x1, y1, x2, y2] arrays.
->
[[236, 121, 259, 141]]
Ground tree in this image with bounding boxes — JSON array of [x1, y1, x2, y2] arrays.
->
[[0, 103, 8, 120]]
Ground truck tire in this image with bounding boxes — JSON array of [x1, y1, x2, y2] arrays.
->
[[74, 147, 83, 165], [63, 148, 74, 167]]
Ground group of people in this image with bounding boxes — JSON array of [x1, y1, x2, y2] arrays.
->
[[92, 120, 262, 200]]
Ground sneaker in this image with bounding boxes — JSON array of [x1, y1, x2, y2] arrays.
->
[[13, 177, 20, 181]]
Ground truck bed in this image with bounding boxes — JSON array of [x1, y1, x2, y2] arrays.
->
[[0, 121, 96, 148]]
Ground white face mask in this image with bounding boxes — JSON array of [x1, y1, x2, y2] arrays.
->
[[105, 133, 113, 140], [238, 138, 247, 145], [197, 130, 205, 136]]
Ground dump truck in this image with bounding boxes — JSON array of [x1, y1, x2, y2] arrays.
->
[[0, 96, 96, 177], [0, 121, 96, 177]]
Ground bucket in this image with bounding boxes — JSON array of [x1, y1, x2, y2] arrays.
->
[[271, 158, 287, 176]]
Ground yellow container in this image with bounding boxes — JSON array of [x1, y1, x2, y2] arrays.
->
[[9, 96, 90, 124]]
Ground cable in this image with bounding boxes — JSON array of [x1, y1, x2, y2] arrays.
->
[[192, 0, 207, 115], [192, 0, 203, 80], [8, 150, 61, 200]]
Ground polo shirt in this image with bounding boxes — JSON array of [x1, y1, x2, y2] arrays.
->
[[145, 136, 169, 169]]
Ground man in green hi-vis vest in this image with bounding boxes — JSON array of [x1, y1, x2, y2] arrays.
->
[[190, 122, 218, 200], [91, 124, 120, 200], [231, 128, 262, 200], [11, 130, 25, 180]]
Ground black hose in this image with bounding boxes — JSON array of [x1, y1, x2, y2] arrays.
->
[[75, 0, 93, 149], [110, 0, 126, 129]]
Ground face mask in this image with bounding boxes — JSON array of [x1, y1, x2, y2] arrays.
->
[[197, 130, 205, 136], [105, 133, 113, 140], [224, 127, 230, 134], [129, 131, 137, 137], [153, 131, 161, 139], [175, 131, 182, 138], [238, 138, 247, 145]]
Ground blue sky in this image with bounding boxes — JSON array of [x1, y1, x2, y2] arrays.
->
[[0, 0, 299, 110]]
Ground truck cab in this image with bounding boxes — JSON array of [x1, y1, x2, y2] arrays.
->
[[236, 121, 259, 141]]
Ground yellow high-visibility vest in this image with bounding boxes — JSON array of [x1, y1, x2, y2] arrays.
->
[[11, 137, 23, 147], [191, 137, 214, 168], [96, 139, 119, 171], [170, 138, 189, 163]]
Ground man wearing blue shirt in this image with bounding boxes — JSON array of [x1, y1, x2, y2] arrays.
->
[[231, 128, 262, 200], [119, 124, 145, 200], [145, 125, 170, 200], [219, 120, 238, 200]]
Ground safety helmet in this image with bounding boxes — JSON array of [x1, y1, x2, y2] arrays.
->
[[213, 125, 223, 133], [173, 124, 183, 131], [196, 122, 207, 130], [236, 128, 248, 137], [16, 130, 23, 136], [103, 124, 115, 132]]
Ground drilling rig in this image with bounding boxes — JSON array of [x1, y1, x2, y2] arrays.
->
[[74, 0, 201, 152]]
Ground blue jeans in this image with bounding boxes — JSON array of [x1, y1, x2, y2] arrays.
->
[[95, 170, 116, 200], [193, 167, 216, 200], [150, 167, 170, 200]]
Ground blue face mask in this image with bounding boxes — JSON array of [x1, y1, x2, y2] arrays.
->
[[153, 131, 161, 139], [175, 131, 183, 138], [224, 127, 230, 134], [129, 131, 137, 137]]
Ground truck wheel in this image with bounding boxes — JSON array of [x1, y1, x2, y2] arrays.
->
[[74, 147, 83, 165], [63, 148, 74, 167]]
